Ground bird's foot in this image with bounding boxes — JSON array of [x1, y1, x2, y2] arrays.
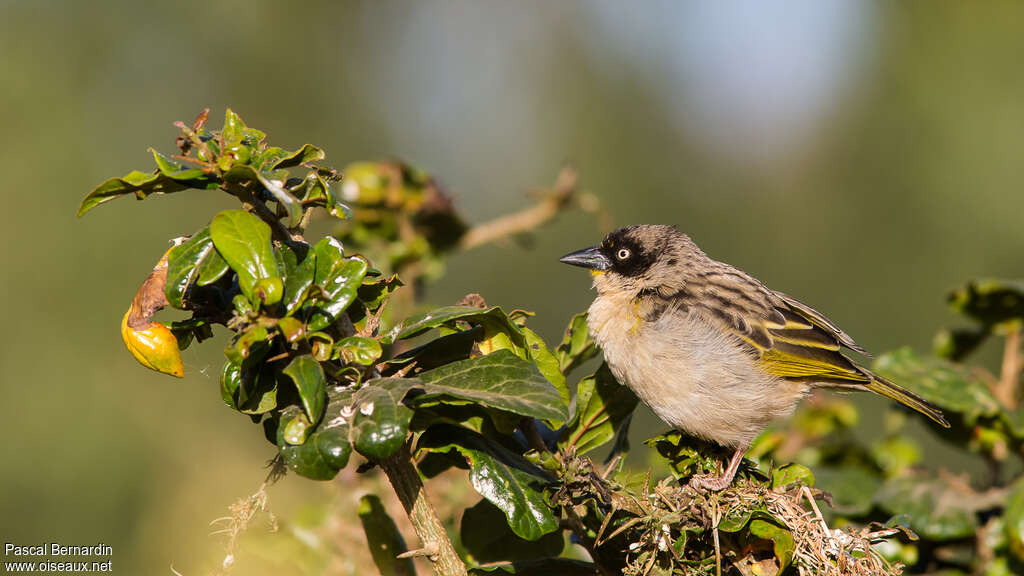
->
[[687, 473, 732, 493]]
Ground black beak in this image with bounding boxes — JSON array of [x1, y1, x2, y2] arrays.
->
[[559, 245, 611, 271]]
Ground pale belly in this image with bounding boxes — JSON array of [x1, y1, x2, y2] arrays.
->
[[587, 294, 806, 448]]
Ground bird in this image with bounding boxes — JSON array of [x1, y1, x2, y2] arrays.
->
[[560, 224, 949, 491]]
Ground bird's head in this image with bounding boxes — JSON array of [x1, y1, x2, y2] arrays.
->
[[559, 225, 705, 297]]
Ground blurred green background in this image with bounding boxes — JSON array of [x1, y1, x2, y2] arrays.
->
[[2, 1, 1023, 573]]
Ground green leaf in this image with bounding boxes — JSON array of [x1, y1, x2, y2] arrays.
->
[[350, 378, 418, 460], [874, 475, 979, 540], [1006, 476, 1024, 563], [278, 408, 334, 479], [78, 170, 190, 216], [221, 348, 277, 415], [326, 182, 353, 219], [394, 306, 527, 347], [770, 463, 815, 491], [357, 273, 403, 311], [415, 350, 569, 422], [275, 243, 316, 316], [276, 316, 305, 343], [279, 386, 356, 479], [257, 171, 303, 228], [873, 347, 1001, 425], [165, 226, 230, 308], [210, 209, 280, 304], [521, 327, 569, 414], [748, 518, 795, 572], [282, 355, 326, 425], [308, 237, 369, 331], [559, 363, 638, 455], [358, 495, 416, 576], [274, 143, 326, 169], [418, 424, 558, 540], [556, 312, 598, 375], [150, 148, 207, 180], [335, 337, 382, 366], [226, 325, 271, 364], [460, 499, 564, 563], [222, 108, 246, 145], [387, 326, 483, 373]]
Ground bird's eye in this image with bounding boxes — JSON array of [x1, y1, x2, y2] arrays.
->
[[616, 248, 631, 260]]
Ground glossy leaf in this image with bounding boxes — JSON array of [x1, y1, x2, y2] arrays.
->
[[226, 325, 270, 364], [150, 148, 206, 180], [415, 350, 569, 422], [556, 312, 598, 375], [460, 499, 564, 563], [521, 327, 569, 412], [394, 305, 527, 348], [308, 237, 368, 330], [221, 349, 277, 415], [276, 243, 316, 316], [748, 518, 795, 572], [771, 463, 815, 491], [418, 424, 558, 540], [359, 495, 415, 576], [78, 170, 189, 216], [165, 227, 230, 309], [335, 337, 382, 365], [559, 363, 637, 455], [274, 143, 326, 169], [357, 273, 402, 311], [278, 408, 334, 479], [279, 386, 356, 479], [282, 355, 326, 424], [873, 347, 1000, 425], [350, 378, 418, 460], [210, 209, 280, 303]]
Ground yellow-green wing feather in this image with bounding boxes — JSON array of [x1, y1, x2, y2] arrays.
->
[[675, 268, 948, 428]]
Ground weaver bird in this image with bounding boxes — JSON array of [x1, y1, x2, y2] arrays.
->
[[560, 225, 948, 491]]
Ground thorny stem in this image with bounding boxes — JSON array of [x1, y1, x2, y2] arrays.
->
[[995, 326, 1022, 410], [379, 444, 468, 576]]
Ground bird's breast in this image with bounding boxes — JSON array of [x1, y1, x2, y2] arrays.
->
[[586, 293, 806, 448]]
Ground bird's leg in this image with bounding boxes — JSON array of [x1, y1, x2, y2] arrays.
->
[[688, 445, 747, 492]]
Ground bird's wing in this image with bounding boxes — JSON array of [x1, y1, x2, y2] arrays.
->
[[672, 267, 870, 383], [656, 266, 947, 427]]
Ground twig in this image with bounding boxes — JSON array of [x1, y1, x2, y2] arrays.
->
[[379, 443, 468, 576], [458, 166, 592, 250], [995, 326, 1022, 409]]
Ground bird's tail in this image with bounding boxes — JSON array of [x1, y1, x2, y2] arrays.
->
[[862, 371, 950, 428]]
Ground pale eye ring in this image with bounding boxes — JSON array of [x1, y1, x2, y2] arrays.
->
[[616, 248, 631, 260]]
